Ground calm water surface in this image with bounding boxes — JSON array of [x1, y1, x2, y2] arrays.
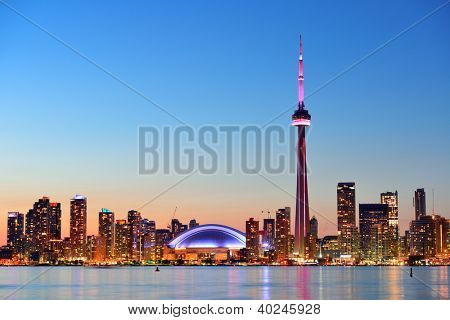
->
[[0, 266, 448, 299]]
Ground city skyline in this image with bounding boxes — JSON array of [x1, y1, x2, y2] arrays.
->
[[1, 1, 449, 246], [0, 184, 443, 246]]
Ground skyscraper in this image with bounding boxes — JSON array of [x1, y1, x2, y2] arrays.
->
[[99, 208, 115, 261], [141, 218, 156, 260], [115, 219, 129, 261], [410, 215, 436, 258], [305, 216, 318, 259], [263, 218, 275, 249], [381, 191, 399, 259], [414, 188, 426, 220], [49, 202, 61, 240], [275, 207, 291, 261], [128, 210, 142, 261], [70, 194, 87, 260], [310, 216, 318, 239], [7, 212, 24, 256], [26, 197, 51, 259], [154, 229, 171, 261], [189, 219, 199, 229], [245, 218, 260, 260], [359, 203, 389, 261], [170, 219, 186, 238], [433, 215, 448, 257], [292, 36, 311, 257], [337, 183, 357, 256]]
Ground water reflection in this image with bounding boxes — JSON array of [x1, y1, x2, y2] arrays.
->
[[0, 266, 448, 300]]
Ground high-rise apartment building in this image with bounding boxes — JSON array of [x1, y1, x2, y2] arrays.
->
[[246, 218, 260, 260], [154, 229, 171, 261], [128, 210, 142, 261], [70, 195, 87, 260], [433, 215, 448, 257], [99, 208, 115, 261], [49, 202, 61, 241], [359, 203, 389, 261], [414, 188, 426, 220], [410, 215, 435, 258], [26, 197, 51, 259], [275, 207, 291, 261], [310, 216, 318, 239], [115, 219, 129, 261], [263, 218, 275, 250], [141, 219, 156, 260], [381, 191, 399, 259], [337, 183, 357, 256], [7, 212, 24, 256]]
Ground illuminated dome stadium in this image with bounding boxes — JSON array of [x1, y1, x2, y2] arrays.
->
[[167, 224, 246, 249]]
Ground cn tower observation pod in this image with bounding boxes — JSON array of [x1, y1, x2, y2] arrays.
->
[[167, 224, 246, 249]]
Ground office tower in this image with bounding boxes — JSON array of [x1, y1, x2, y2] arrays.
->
[[292, 36, 311, 257], [115, 219, 129, 261], [128, 210, 142, 261], [381, 191, 399, 259], [154, 229, 171, 261], [70, 194, 87, 260], [189, 219, 199, 229], [49, 202, 61, 240], [170, 219, 184, 238], [337, 182, 357, 257], [275, 207, 291, 260], [98, 208, 115, 261], [409, 216, 436, 258], [432, 215, 448, 257], [25, 197, 51, 260], [263, 218, 275, 249], [414, 188, 426, 220], [305, 216, 318, 259], [310, 216, 318, 239], [359, 204, 389, 261], [246, 218, 260, 260], [320, 236, 340, 260], [141, 219, 156, 260], [7, 212, 24, 256]]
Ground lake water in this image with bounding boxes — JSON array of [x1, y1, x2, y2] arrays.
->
[[0, 266, 448, 300]]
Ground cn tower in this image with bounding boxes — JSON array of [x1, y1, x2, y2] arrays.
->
[[292, 35, 311, 257]]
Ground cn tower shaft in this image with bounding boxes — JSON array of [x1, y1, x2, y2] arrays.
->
[[294, 125, 310, 256]]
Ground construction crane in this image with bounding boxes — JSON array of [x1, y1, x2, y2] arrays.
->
[[167, 206, 178, 229]]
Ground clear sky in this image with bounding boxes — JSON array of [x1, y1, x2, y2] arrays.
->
[[0, 0, 449, 243]]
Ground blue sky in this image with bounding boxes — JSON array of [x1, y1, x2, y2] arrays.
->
[[0, 0, 449, 240]]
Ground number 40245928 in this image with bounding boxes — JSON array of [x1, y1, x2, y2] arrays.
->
[[257, 303, 320, 315]]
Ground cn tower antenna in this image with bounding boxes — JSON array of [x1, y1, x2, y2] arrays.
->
[[298, 34, 304, 108]]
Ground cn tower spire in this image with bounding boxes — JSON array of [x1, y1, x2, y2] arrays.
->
[[298, 34, 304, 109]]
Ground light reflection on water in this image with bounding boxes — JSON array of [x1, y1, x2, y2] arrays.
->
[[0, 266, 448, 300]]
